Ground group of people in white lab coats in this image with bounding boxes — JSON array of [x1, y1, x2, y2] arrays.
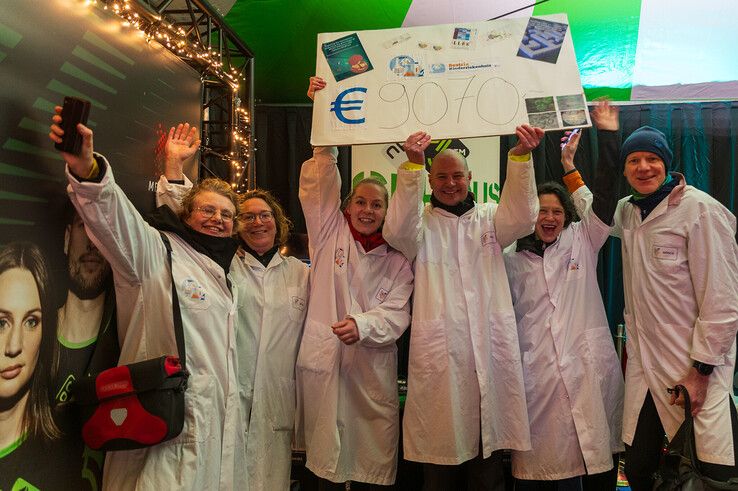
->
[[46, 68, 738, 491]]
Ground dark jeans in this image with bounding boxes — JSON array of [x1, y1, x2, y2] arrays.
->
[[624, 390, 738, 491], [422, 450, 505, 491]]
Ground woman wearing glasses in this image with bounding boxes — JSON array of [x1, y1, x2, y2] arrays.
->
[[295, 77, 413, 489], [157, 124, 309, 491], [49, 113, 246, 490]]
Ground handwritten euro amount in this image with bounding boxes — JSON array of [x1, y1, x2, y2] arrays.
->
[[377, 75, 520, 129]]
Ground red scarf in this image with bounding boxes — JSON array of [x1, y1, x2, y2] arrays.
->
[[343, 210, 386, 252]]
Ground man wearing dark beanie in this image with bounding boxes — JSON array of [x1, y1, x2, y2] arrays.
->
[[611, 125, 738, 489]]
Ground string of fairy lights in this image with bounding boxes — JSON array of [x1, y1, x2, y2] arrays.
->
[[81, 0, 252, 192]]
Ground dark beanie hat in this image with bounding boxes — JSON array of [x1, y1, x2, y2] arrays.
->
[[620, 126, 673, 171]]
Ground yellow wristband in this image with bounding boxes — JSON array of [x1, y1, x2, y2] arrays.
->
[[508, 152, 531, 162], [84, 157, 100, 180], [399, 161, 424, 171]]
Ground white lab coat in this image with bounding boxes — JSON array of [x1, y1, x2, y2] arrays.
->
[[613, 174, 738, 466], [156, 177, 310, 490], [504, 185, 624, 480], [383, 155, 537, 465], [67, 158, 245, 490], [295, 146, 413, 485]]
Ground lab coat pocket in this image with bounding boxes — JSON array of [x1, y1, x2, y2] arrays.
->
[[160, 373, 214, 446], [410, 319, 448, 375], [564, 242, 586, 281], [355, 345, 399, 406], [584, 327, 619, 389], [178, 277, 212, 310], [480, 229, 501, 257], [649, 234, 686, 273], [296, 320, 336, 373], [653, 323, 692, 370], [287, 287, 307, 323], [268, 377, 296, 431]]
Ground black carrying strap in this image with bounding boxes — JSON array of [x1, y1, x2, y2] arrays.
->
[[160, 233, 186, 372], [675, 385, 699, 467]]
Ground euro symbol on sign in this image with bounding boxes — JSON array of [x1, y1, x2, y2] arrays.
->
[[330, 87, 367, 124]]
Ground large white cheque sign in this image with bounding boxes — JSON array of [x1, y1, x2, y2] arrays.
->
[[311, 14, 590, 146]]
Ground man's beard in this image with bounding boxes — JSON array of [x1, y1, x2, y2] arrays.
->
[[68, 253, 112, 300]]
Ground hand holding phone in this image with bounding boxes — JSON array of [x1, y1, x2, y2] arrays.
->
[[54, 96, 91, 155], [560, 128, 580, 149]]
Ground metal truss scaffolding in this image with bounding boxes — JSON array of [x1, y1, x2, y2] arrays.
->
[[118, 0, 254, 191]]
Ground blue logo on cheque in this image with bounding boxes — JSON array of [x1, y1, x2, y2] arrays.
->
[[330, 87, 367, 124]]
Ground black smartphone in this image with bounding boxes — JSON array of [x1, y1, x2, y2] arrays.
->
[[55, 96, 91, 155]]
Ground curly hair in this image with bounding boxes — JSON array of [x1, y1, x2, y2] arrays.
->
[[239, 189, 292, 247], [0, 242, 61, 441], [537, 181, 578, 227], [178, 178, 240, 224]]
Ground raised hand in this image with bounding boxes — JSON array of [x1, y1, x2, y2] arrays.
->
[[402, 131, 431, 165], [165, 123, 200, 180], [307, 76, 327, 101], [560, 129, 581, 172], [332, 318, 359, 345], [591, 99, 619, 131], [49, 105, 95, 177], [510, 125, 545, 156]]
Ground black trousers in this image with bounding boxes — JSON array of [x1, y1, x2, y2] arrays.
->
[[624, 390, 738, 491], [422, 450, 506, 491], [514, 454, 618, 491]]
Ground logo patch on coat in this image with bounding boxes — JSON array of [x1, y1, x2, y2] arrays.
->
[[335, 248, 345, 268], [181, 278, 206, 301], [375, 288, 389, 302], [292, 296, 306, 311], [568, 257, 581, 271], [481, 231, 496, 247]]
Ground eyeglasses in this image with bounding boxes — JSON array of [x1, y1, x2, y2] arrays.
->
[[195, 206, 236, 222], [239, 211, 274, 224]]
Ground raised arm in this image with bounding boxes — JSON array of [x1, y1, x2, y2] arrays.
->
[[383, 131, 432, 262], [156, 123, 198, 211], [49, 106, 165, 285], [494, 125, 542, 248]]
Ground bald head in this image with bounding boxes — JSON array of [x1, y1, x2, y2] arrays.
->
[[431, 149, 468, 172], [429, 150, 472, 206]]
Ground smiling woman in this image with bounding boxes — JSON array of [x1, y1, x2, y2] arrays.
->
[[296, 77, 414, 488]]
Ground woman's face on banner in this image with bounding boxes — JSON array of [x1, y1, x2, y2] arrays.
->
[[0, 267, 43, 401]]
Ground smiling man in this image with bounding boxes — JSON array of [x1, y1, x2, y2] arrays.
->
[[384, 125, 542, 491], [612, 126, 738, 489]]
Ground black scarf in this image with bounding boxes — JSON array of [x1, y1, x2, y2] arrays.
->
[[241, 241, 280, 267], [515, 232, 549, 257], [147, 205, 239, 274], [629, 173, 680, 220], [430, 192, 476, 217]]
